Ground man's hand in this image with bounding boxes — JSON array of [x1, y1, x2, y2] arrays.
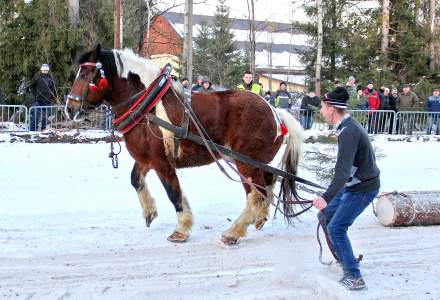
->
[[313, 197, 327, 211]]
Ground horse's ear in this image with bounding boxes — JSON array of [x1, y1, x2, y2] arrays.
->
[[95, 44, 101, 59]]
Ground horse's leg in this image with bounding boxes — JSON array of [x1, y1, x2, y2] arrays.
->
[[154, 163, 193, 243], [254, 172, 276, 230], [221, 163, 270, 245], [130, 162, 158, 227]]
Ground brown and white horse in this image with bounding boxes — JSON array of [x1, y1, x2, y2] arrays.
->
[[65, 45, 303, 245]]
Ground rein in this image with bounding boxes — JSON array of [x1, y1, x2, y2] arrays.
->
[[73, 60, 337, 265]]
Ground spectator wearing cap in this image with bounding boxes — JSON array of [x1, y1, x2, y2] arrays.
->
[[271, 81, 292, 109], [424, 87, 440, 135], [299, 89, 320, 130], [363, 80, 380, 133], [397, 84, 419, 134], [388, 87, 399, 134], [313, 86, 380, 291], [195, 76, 213, 92], [192, 75, 204, 91], [397, 84, 419, 111], [236, 71, 263, 96], [29, 63, 56, 131], [180, 77, 190, 90]]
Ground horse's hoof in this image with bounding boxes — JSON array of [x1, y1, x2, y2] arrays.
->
[[145, 211, 158, 227], [255, 217, 268, 230], [167, 231, 189, 243], [221, 234, 239, 245]]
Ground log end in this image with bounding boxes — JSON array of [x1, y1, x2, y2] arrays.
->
[[376, 195, 396, 226]]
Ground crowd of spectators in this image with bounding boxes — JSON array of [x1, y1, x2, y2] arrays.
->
[[178, 72, 440, 135]]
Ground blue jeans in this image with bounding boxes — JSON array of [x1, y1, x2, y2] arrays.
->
[[426, 114, 440, 135], [318, 188, 379, 278], [30, 101, 47, 131], [300, 112, 314, 130]]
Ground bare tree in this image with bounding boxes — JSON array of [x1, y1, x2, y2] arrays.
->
[[114, 0, 122, 48], [182, 0, 193, 81], [246, 0, 256, 78], [429, 0, 437, 71], [380, 0, 389, 69], [67, 0, 80, 28], [315, 0, 322, 96]]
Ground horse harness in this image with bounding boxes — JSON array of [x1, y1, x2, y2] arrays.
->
[[83, 62, 341, 265]]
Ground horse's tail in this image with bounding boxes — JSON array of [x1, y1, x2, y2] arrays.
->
[[276, 109, 304, 224]]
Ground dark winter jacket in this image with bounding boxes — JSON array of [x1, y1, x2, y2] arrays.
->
[[300, 95, 320, 111], [322, 116, 380, 202], [29, 73, 56, 105], [271, 90, 292, 109], [388, 94, 398, 112], [424, 95, 440, 112], [397, 91, 419, 111]]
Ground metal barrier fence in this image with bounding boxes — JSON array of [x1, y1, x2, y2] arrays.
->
[[0, 105, 28, 131], [0, 104, 112, 132], [1, 104, 439, 136], [28, 105, 112, 131], [395, 111, 440, 135]]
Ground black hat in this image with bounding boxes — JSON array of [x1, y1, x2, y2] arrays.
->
[[402, 83, 409, 88], [324, 87, 349, 108], [367, 79, 374, 84]]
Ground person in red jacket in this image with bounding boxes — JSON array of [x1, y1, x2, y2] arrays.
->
[[363, 80, 380, 133]]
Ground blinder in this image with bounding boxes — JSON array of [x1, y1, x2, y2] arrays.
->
[[67, 61, 108, 109]]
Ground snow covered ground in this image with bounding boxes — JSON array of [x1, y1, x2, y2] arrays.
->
[[0, 132, 439, 299]]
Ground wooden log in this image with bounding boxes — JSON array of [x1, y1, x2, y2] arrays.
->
[[376, 191, 440, 226]]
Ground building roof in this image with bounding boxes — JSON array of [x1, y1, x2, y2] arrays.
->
[[160, 11, 308, 84]]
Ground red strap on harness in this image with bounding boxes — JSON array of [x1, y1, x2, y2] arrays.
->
[[112, 75, 172, 134]]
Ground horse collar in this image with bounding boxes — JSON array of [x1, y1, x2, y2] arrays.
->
[[112, 63, 173, 134]]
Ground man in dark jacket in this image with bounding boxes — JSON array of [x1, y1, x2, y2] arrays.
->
[[424, 87, 440, 135], [300, 89, 320, 129], [313, 86, 380, 291], [270, 82, 292, 109], [29, 64, 56, 131], [397, 84, 419, 134], [388, 87, 399, 134]]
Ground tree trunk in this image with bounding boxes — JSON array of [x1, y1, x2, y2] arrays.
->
[[114, 0, 121, 49], [247, 0, 256, 79], [315, 0, 323, 96], [182, 0, 193, 81], [376, 191, 440, 226], [138, 0, 144, 56], [429, 0, 437, 71], [381, 0, 390, 69], [67, 0, 80, 28]]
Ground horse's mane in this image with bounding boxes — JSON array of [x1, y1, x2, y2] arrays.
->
[[112, 49, 159, 88], [77, 48, 160, 89]]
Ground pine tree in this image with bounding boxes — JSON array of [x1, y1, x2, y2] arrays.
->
[[0, 0, 113, 104], [192, 0, 247, 88], [209, 0, 240, 87], [193, 21, 212, 82]]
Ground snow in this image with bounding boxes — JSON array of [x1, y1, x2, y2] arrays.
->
[[1, 132, 440, 299]]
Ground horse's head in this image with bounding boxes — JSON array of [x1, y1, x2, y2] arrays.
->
[[65, 44, 110, 121]]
